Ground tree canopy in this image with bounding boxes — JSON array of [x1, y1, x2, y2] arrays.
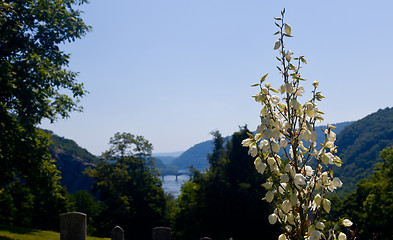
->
[[0, 0, 90, 230], [87, 133, 167, 240], [174, 127, 279, 239]]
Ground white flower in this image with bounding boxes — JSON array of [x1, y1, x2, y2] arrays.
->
[[271, 95, 280, 105], [328, 177, 343, 192], [290, 99, 302, 112], [316, 222, 325, 230], [295, 85, 305, 96], [262, 181, 273, 189], [338, 232, 347, 240], [280, 138, 288, 148], [259, 139, 269, 152], [310, 130, 318, 142], [333, 177, 343, 188], [272, 141, 281, 153], [254, 158, 267, 174], [314, 194, 322, 206], [279, 183, 287, 195], [248, 144, 258, 157], [301, 129, 312, 142], [284, 163, 292, 173], [241, 138, 252, 147], [280, 174, 289, 183], [278, 234, 287, 240], [285, 83, 294, 93], [290, 193, 298, 206], [322, 198, 331, 213], [282, 199, 292, 213], [268, 213, 278, 224], [342, 219, 353, 227], [305, 165, 314, 176], [267, 157, 276, 167], [294, 174, 306, 187], [309, 230, 321, 240], [312, 80, 319, 88], [265, 191, 274, 203], [327, 130, 336, 142], [287, 213, 295, 225]]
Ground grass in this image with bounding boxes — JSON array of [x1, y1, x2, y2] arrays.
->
[[0, 225, 110, 240]]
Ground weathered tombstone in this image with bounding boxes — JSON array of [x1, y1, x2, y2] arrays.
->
[[200, 237, 212, 240], [152, 227, 171, 240], [111, 226, 125, 240], [60, 212, 87, 240]]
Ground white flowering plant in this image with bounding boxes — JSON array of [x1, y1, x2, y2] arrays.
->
[[242, 9, 352, 240]]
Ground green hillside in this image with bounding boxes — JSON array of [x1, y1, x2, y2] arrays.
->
[[169, 139, 214, 169], [46, 131, 98, 194], [335, 107, 393, 196]]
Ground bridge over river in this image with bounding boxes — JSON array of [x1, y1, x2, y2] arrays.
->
[[160, 169, 191, 181]]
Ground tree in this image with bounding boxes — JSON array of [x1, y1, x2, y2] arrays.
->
[[87, 132, 167, 240], [339, 146, 393, 239], [0, 0, 90, 229], [174, 127, 279, 240]]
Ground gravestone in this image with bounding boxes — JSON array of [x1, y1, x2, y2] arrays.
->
[[60, 212, 87, 240], [152, 227, 171, 240], [200, 238, 212, 240], [111, 226, 125, 240]]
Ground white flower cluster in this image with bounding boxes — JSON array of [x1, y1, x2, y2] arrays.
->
[[243, 9, 351, 240]]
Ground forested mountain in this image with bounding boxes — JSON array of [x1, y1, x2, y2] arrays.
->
[[335, 107, 393, 196], [169, 140, 214, 169], [46, 107, 393, 198], [168, 122, 352, 171], [47, 131, 97, 194]]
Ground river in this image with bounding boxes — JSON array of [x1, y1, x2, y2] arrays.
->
[[162, 174, 190, 198]]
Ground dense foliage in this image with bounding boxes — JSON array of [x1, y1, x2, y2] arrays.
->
[[329, 146, 393, 240], [173, 127, 279, 240], [0, 0, 90, 230], [47, 130, 97, 194], [87, 133, 168, 240], [335, 107, 393, 197]]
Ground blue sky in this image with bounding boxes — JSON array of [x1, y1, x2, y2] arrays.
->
[[41, 0, 393, 155]]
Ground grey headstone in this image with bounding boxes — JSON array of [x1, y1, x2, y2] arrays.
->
[[60, 212, 87, 240], [152, 227, 171, 240], [111, 226, 125, 240], [200, 238, 212, 240]]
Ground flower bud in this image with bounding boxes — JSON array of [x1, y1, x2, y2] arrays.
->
[[338, 232, 347, 240], [322, 198, 331, 213], [268, 213, 278, 224], [342, 219, 353, 227]]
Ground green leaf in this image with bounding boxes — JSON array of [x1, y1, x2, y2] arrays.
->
[[270, 88, 279, 93], [300, 57, 307, 64], [274, 17, 282, 20], [289, 63, 296, 71], [276, 66, 282, 72], [274, 40, 281, 50], [247, 132, 254, 138], [260, 73, 269, 83], [251, 83, 259, 87], [273, 31, 280, 35]]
